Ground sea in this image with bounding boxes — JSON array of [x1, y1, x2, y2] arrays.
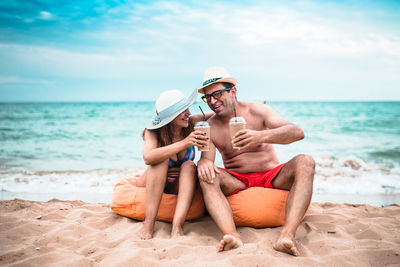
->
[[1, 101, 399, 205]]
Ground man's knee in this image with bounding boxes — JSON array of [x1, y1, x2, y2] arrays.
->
[[294, 154, 315, 169], [293, 155, 315, 182], [199, 179, 215, 191], [199, 170, 223, 188]]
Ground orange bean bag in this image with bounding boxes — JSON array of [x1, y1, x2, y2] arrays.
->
[[227, 187, 288, 228], [111, 173, 205, 222]]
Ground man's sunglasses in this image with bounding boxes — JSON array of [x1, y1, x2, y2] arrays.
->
[[201, 87, 232, 103]]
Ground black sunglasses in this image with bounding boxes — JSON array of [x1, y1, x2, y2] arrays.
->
[[201, 87, 232, 103]]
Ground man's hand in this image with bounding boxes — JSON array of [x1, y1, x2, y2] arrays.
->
[[232, 129, 264, 150], [197, 159, 220, 184]]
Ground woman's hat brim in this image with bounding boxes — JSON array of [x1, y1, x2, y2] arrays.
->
[[147, 89, 197, 130]]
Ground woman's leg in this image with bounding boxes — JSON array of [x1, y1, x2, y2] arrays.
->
[[140, 159, 169, 239], [171, 160, 196, 237], [135, 168, 147, 187]]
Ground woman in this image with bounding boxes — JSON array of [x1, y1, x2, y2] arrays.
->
[[137, 89, 210, 239]]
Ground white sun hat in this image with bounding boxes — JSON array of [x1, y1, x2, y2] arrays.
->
[[198, 66, 237, 94], [147, 89, 197, 130]]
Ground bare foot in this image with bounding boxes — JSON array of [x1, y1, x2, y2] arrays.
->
[[171, 224, 184, 238], [140, 221, 154, 240], [273, 236, 300, 256], [218, 235, 243, 252]]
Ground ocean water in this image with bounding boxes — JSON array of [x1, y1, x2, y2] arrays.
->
[[1, 101, 399, 204]]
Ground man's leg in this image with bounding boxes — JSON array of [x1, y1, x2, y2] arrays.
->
[[199, 169, 246, 251], [271, 154, 315, 256], [140, 159, 169, 240]]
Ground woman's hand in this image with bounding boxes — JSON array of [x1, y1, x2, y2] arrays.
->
[[184, 130, 208, 149]]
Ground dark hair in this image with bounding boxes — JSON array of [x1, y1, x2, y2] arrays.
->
[[142, 121, 193, 147], [221, 82, 234, 89], [221, 82, 237, 100]]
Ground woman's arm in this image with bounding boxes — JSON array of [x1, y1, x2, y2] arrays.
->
[[142, 129, 207, 166]]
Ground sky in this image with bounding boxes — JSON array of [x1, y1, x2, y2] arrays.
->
[[0, 0, 399, 102]]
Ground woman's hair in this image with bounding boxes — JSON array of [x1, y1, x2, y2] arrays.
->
[[142, 120, 193, 147]]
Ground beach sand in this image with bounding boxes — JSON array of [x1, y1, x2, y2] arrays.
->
[[1, 199, 399, 267]]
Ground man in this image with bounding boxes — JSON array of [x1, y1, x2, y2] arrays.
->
[[197, 66, 315, 256]]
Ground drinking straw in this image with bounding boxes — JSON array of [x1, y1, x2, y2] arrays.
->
[[199, 106, 206, 121], [233, 102, 237, 122]]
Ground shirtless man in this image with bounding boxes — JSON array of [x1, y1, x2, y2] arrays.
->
[[196, 67, 315, 256]]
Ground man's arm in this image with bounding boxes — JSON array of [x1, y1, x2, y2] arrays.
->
[[258, 124, 304, 144], [197, 141, 220, 184], [233, 104, 304, 148]]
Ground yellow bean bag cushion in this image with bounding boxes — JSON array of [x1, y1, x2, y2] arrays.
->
[[111, 173, 205, 222], [227, 187, 288, 228]]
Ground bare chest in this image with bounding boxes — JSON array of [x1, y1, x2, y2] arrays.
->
[[211, 116, 265, 154], [211, 125, 233, 153]]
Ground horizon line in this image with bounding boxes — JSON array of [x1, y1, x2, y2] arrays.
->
[[1, 99, 399, 104]]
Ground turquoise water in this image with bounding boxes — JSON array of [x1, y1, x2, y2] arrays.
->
[[271, 101, 400, 166], [1, 101, 399, 201], [0, 102, 152, 171]]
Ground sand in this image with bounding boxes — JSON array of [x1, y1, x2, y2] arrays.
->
[[0, 199, 399, 267]]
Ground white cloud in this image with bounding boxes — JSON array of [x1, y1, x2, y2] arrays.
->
[[0, 75, 52, 86], [39, 11, 53, 20], [116, 1, 400, 57], [0, 76, 20, 84], [0, 43, 162, 80], [1, 1, 399, 100]]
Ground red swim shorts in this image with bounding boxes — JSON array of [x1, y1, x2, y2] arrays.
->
[[223, 163, 286, 196]]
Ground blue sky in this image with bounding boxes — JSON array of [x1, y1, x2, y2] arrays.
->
[[0, 0, 399, 102]]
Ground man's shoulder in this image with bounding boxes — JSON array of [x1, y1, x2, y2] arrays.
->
[[245, 101, 274, 116], [207, 113, 219, 125]]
